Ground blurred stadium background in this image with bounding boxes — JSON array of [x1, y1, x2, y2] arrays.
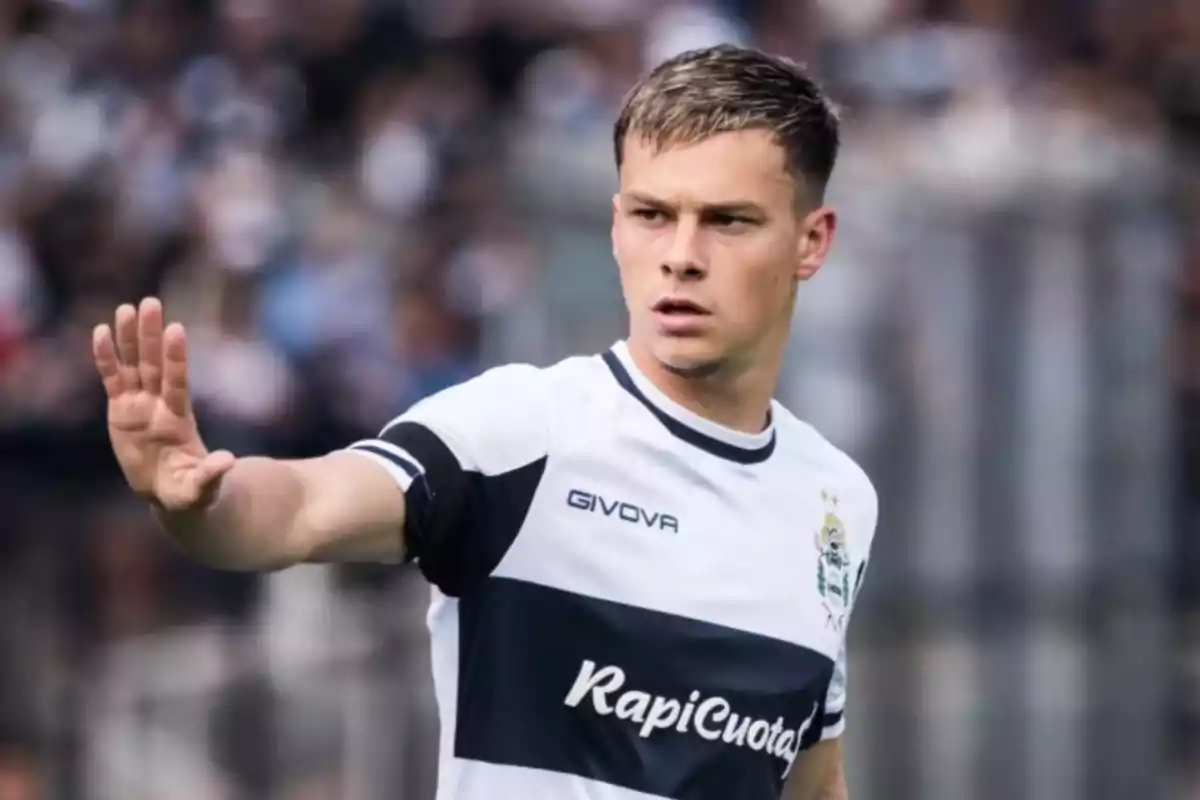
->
[[0, 0, 1196, 798]]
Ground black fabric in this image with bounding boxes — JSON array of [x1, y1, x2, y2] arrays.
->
[[601, 351, 776, 465], [455, 577, 834, 799], [381, 422, 546, 597]]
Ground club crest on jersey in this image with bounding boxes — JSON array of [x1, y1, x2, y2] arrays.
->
[[815, 491, 853, 632]]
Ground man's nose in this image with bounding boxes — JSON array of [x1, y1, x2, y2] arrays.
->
[[661, 217, 707, 279]]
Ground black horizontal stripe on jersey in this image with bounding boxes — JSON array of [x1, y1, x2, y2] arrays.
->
[[352, 442, 422, 479], [381, 422, 546, 597], [455, 576, 834, 800], [601, 350, 776, 465]]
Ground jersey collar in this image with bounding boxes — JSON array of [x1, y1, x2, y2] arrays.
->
[[602, 341, 776, 465]]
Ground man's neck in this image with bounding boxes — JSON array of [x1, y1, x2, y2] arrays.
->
[[625, 339, 779, 435]]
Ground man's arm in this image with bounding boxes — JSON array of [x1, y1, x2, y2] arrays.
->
[[93, 298, 409, 572], [783, 739, 848, 800], [155, 450, 407, 571], [156, 362, 551, 580], [97, 298, 551, 579]]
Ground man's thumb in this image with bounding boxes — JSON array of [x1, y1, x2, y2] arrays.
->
[[193, 450, 236, 504], [199, 450, 236, 482]]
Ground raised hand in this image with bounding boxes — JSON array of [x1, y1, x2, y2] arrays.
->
[[93, 298, 235, 511]]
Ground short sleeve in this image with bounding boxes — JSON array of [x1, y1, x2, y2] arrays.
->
[[343, 363, 552, 596], [821, 641, 850, 740], [820, 471, 878, 741]]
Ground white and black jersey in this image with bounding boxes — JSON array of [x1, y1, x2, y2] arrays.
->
[[344, 340, 879, 800]]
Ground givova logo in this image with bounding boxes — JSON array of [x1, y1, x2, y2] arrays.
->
[[566, 489, 679, 532], [563, 659, 818, 779]]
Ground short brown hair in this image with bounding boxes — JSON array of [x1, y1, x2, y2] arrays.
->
[[613, 44, 841, 200]]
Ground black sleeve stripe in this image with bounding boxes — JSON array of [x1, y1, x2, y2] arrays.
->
[[381, 421, 547, 597], [380, 423, 459, 570], [367, 439, 426, 475], [822, 711, 844, 729], [352, 443, 422, 479], [403, 471, 434, 565], [380, 423, 459, 487]]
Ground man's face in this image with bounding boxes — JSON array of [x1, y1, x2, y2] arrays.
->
[[612, 129, 834, 377]]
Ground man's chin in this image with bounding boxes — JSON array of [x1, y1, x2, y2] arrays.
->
[[652, 338, 725, 379]]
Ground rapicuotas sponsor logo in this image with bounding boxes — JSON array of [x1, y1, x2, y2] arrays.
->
[[563, 659, 818, 779]]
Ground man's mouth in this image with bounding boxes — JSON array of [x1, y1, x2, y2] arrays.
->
[[652, 297, 711, 316]]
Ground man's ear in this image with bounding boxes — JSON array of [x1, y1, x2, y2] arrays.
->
[[795, 205, 836, 282]]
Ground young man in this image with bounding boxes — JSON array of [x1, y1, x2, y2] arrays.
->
[[93, 44, 877, 800]]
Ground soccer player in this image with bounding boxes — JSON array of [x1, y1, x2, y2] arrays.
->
[[93, 45, 878, 800]]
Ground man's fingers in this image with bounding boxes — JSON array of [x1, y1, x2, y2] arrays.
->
[[137, 297, 165, 394], [114, 303, 140, 389], [162, 322, 191, 417], [92, 324, 126, 398]]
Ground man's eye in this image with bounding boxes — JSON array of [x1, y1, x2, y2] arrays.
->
[[633, 208, 664, 222], [710, 213, 751, 228]]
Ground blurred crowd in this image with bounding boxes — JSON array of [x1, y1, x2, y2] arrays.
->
[[0, 0, 1197, 797]]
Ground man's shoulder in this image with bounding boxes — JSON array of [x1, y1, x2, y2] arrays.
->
[[448, 351, 608, 401], [384, 353, 607, 469], [770, 404, 878, 521], [400, 351, 609, 436]]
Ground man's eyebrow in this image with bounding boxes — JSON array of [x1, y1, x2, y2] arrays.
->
[[623, 192, 767, 216], [623, 191, 670, 208], [699, 201, 767, 217]]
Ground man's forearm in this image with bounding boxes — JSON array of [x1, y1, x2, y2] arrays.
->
[[814, 767, 848, 800], [153, 456, 312, 571], [785, 739, 848, 800]]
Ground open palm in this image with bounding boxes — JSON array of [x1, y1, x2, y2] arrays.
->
[[93, 298, 234, 511]]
